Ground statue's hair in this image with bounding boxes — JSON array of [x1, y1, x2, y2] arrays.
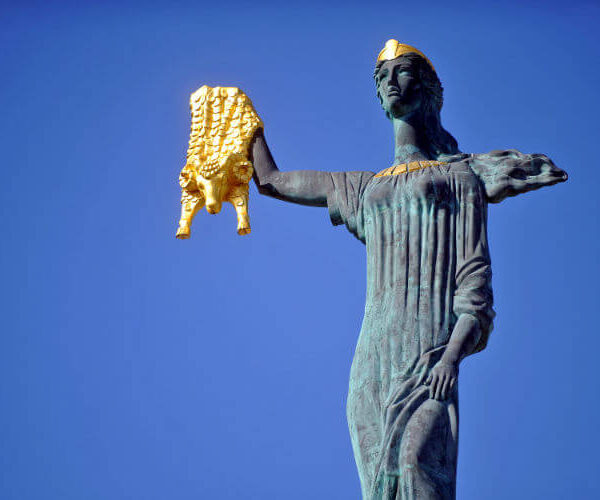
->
[[374, 53, 460, 158]]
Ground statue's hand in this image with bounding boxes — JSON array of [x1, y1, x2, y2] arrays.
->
[[426, 361, 458, 401]]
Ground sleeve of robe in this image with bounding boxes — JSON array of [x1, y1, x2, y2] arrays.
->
[[326, 171, 376, 243], [452, 170, 496, 354], [468, 149, 568, 204], [460, 149, 568, 352]]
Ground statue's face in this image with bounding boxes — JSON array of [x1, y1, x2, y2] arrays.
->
[[376, 57, 423, 119]]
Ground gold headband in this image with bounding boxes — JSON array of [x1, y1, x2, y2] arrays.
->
[[376, 39, 435, 72]]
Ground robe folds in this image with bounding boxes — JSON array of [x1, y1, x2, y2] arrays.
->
[[326, 150, 567, 500]]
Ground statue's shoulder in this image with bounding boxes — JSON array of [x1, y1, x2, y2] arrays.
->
[[440, 150, 537, 172], [439, 153, 471, 166], [448, 150, 567, 204], [437, 153, 474, 175]]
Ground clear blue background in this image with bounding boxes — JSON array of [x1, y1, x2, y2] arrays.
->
[[2, 1, 599, 498]]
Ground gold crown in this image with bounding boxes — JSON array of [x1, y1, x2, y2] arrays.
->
[[376, 39, 435, 71]]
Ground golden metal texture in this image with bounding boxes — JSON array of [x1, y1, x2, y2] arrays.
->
[[374, 160, 448, 178], [377, 39, 435, 71], [176, 86, 263, 239]]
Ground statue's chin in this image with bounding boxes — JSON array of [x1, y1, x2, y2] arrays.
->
[[386, 96, 422, 121]]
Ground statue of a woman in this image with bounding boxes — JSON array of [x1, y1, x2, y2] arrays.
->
[[249, 40, 567, 500]]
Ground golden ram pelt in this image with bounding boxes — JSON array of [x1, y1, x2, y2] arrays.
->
[[176, 86, 263, 239]]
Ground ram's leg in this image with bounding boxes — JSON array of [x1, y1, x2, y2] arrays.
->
[[176, 191, 204, 239], [228, 188, 250, 236]]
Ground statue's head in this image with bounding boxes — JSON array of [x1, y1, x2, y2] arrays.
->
[[374, 40, 459, 156]]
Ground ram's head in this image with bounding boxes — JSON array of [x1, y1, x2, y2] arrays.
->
[[181, 155, 253, 215]]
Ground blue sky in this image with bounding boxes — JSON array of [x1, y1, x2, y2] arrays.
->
[[2, 1, 599, 499]]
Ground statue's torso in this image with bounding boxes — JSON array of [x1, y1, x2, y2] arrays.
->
[[353, 160, 489, 387]]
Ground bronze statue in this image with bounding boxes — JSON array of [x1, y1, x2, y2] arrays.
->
[[177, 40, 567, 499]]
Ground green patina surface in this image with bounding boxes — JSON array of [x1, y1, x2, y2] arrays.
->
[[326, 150, 566, 499]]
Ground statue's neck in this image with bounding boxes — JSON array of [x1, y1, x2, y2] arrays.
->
[[392, 114, 431, 164]]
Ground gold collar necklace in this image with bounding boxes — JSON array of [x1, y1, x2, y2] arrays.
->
[[374, 160, 448, 178]]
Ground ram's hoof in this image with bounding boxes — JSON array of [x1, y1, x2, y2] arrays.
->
[[176, 225, 191, 239]]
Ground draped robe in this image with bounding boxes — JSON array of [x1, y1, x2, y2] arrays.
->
[[325, 150, 567, 499]]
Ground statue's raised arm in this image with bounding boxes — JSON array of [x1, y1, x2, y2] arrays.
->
[[250, 130, 377, 242], [250, 130, 334, 207]]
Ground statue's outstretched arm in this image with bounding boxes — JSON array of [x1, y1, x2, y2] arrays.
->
[[250, 130, 334, 207], [469, 150, 567, 203]]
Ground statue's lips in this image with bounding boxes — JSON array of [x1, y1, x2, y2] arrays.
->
[[387, 89, 402, 97]]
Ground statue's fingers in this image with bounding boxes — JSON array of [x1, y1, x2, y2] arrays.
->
[[434, 375, 444, 400], [429, 376, 436, 398], [449, 376, 457, 391], [440, 376, 450, 400]]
